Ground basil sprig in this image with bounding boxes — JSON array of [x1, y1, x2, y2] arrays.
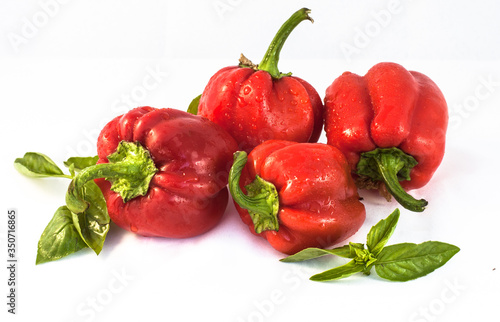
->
[[281, 209, 460, 282], [14, 153, 109, 264]]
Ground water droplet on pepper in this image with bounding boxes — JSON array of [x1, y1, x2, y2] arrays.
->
[[237, 96, 247, 106]]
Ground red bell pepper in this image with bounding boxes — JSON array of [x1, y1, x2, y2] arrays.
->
[[228, 140, 366, 255], [324, 62, 448, 212], [92, 106, 238, 238], [15, 106, 238, 263], [196, 8, 323, 152]]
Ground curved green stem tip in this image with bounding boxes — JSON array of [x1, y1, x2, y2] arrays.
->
[[256, 8, 313, 79]]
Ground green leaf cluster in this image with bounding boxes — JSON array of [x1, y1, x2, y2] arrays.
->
[[14, 154, 109, 264], [281, 209, 460, 282]]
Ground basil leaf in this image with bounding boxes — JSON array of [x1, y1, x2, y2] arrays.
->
[[367, 208, 400, 256], [280, 245, 352, 262], [187, 94, 201, 115], [348, 242, 365, 257], [36, 206, 88, 265], [375, 241, 460, 281], [14, 152, 70, 178], [310, 260, 365, 281], [70, 180, 110, 255], [64, 156, 99, 172], [332, 244, 356, 258]]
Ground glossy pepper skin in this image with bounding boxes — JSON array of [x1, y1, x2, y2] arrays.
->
[[197, 8, 323, 152], [229, 140, 366, 255], [95, 106, 238, 238], [324, 62, 448, 212]]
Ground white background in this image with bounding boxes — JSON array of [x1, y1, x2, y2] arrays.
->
[[1, 1, 500, 321]]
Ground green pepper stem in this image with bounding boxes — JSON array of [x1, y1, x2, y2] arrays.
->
[[228, 151, 280, 233], [356, 148, 428, 212], [257, 8, 313, 79], [377, 162, 428, 212], [66, 141, 158, 214]]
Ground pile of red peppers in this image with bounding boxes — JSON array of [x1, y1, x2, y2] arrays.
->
[[15, 8, 452, 272]]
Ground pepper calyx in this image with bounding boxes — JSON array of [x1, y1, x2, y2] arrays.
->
[[239, 53, 259, 70], [356, 147, 428, 212], [66, 141, 158, 213], [105, 141, 158, 202], [229, 151, 279, 233]]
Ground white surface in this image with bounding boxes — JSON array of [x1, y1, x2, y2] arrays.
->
[[1, 1, 500, 321]]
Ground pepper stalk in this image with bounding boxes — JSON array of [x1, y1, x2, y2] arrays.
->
[[240, 8, 314, 79]]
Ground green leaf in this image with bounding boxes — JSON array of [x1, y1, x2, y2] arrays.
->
[[64, 156, 99, 173], [14, 152, 71, 178], [375, 241, 460, 281], [70, 180, 110, 255], [348, 242, 365, 257], [310, 260, 365, 282], [366, 209, 400, 256], [36, 206, 88, 265], [187, 94, 201, 115], [280, 245, 352, 262]]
